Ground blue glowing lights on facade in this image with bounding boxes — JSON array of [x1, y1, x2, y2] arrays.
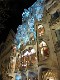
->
[[15, 0, 44, 49], [15, 74, 22, 80]]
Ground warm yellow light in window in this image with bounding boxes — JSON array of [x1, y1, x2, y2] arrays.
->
[[49, 78, 54, 80], [24, 64, 26, 66], [35, 57, 37, 60], [38, 24, 43, 29], [38, 24, 44, 36], [39, 41, 47, 47], [22, 64, 23, 66], [26, 61, 27, 62], [45, 72, 48, 76], [41, 48, 44, 55], [49, 72, 51, 75], [22, 55, 24, 57], [12, 59, 15, 62], [31, 48, 36, 54]]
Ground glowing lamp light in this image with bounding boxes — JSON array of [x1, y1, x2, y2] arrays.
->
[[28, 52, 32, 55], [31, 49, 36, 54], [41, 48, 44, 55], [24, 64, 26, 66], [38, 25, 44, 36], [22, 55, 24, 57], [12, 59, 15, 62], [39, 41, 47, 47], [35, 57, 37, 60], [22, 64, 24, 66], [24, 51, 29, 56], [49, 78, 54, 80], [38, 25, 43, 29], [23, 49, 36, 56]]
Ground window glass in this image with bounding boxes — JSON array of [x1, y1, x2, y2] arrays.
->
[[39, 41, 49, 60], [38, 24, 45, 36]]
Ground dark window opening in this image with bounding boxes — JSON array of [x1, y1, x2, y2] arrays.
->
[[45, 0, 50, 3], [51, 11, 59, 20], [42, 68, 49, 71]]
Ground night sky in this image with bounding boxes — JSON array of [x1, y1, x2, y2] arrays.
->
[[0, 0, 37, 44]]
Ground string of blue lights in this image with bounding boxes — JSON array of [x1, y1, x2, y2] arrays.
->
[[14, 0, 44, 49]]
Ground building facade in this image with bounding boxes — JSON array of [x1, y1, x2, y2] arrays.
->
[[0, 0, 60, 80], [0, 29, 15, 80], [38, 0, 60, 80]]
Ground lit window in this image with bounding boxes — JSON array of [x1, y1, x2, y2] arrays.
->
[[49, 78, 54, 80], [38, 25, 45, 36], [24, 51, 30, 56], [31, 48, 36, 54], [39, 41, 49, 59], [23, 48, 36, 56]]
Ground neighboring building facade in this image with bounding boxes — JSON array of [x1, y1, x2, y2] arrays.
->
[[0, 29, 15, 80]]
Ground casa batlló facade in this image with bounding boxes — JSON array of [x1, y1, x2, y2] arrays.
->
[[0, 0, 60, 80]]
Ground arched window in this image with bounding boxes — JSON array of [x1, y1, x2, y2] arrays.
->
[[38, 24, 45, 36], [39, 41, 49, 60]]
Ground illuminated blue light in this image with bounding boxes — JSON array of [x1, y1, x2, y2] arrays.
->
[[37, 0, 44, 3], [22, 9, 30, 22], [28, 17, 34, 27], [22, 9, 30, 18], [15, 0, 44, 49], [36, 13, 43, 21], [15, 75, 22, 80]]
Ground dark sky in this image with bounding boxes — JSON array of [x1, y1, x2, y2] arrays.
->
[[0, 0, 37, 44]]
